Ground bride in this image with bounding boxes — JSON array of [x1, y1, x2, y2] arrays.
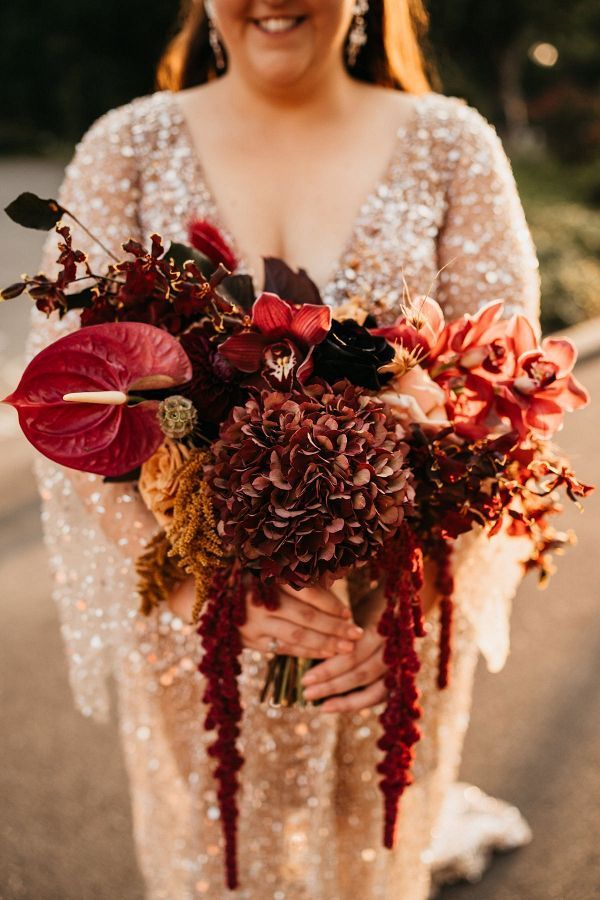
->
[[28, 1, 540, 897]]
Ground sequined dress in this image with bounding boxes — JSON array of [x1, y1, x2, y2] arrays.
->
[[28, 89, 540, 900]]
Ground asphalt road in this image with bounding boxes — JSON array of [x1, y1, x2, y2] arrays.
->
[[0, 159, 598, 900]]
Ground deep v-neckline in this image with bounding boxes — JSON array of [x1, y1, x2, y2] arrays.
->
[[167, 90, 426, 298]]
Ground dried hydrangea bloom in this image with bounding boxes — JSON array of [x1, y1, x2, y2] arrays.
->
[[206, 380, 415, 587]]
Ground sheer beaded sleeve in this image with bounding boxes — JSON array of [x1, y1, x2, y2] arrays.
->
[[25, 104, 159, 720], [435, 99, 541, 325]]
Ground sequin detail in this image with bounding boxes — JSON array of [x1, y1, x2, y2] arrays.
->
[[27, 89, 539, 900]]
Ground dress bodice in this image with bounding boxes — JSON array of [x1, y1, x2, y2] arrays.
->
[[52, 89, 540, 327]]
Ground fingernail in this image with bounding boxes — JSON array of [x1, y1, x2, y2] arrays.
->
[[346, 625, 364, 639], [303, 686, 318, 700], [302, 672, 317, 685], [337, 640, 354, 653]]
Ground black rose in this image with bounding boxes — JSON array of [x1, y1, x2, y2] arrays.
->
[[311, 319, 395, 390]]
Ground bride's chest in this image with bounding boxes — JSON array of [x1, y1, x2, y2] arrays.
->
[[138, 131, 447, 322]]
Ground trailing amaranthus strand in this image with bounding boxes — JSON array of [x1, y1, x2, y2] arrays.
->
[[135, 530, 188, 616], [375, 523, 424, 849], [432, 536, 454, 689], [197, 564, 246, 891], [197, 565, 281, 889], [166, 449, 224, 622]]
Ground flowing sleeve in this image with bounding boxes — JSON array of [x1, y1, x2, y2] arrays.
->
[[435, 99, 541, 324], [434, 99, 542, 673], [25, 103, 160, 721]]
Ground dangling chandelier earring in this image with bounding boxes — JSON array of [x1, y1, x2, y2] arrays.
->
[[204, 1, 226, 71], [346, 0, 369, 67]]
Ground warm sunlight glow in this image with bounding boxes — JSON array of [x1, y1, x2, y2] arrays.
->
[[529, 42, 559, 67]]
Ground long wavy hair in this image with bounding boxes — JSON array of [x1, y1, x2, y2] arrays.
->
[[157, 1, 435, 94]]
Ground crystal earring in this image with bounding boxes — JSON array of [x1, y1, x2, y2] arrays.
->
[[205, 1, 226, 71], [346, 0, 369, 67]]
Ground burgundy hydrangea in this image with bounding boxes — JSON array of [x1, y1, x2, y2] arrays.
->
[[205, 380, 415, 588]]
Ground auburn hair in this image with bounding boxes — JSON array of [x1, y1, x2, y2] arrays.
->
[[157, 1, 435, 94]]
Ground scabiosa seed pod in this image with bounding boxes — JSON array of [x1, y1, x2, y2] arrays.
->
[[205, 380, 415, 588], [157, 395, 198, 439]]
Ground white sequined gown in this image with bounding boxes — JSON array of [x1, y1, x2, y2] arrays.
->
[[28, 90, 540, 900]]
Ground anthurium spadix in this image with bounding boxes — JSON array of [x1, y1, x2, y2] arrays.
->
[[3, 322, 192, 475]]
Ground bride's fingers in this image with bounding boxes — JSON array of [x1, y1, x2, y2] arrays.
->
[[260, 618, 356, 658], [302, 647, 385, 702], [300, 630, 383, 686], [279, 584, 352, 619], [255, 635, 324, 659], [272, 594, 364, 642], [320, 676, 387, 713]]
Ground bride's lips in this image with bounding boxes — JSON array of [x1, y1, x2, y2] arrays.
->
[[249, 15, 308, 36]]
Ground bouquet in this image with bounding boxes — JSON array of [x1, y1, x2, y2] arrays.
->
[[2, 192, 592, 889]]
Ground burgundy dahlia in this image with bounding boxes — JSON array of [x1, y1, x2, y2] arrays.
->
[[179, 328, 245, 424], [205, 380, 415, 588]]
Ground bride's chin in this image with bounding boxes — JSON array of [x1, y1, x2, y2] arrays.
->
[[242, 47, 319, 91]]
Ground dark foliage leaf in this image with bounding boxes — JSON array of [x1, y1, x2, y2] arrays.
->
[[103, 466, 142, 483], [263, 257, 323, 305], [1, 281, 27, 300], [167, 242, 214, 278], [5, 192, 65, 231], [219, 274, 256, 312], [64, 286, 96, 312]]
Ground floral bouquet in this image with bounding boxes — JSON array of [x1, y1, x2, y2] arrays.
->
[[2, 192, 592, 889]]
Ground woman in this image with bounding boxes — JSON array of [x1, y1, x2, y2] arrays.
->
[[29, 1, 540, 897]]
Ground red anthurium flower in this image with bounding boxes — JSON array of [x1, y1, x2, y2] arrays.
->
[[188, 219, 237, 273], [372, 295, 445, 356], [3, 322, 192, 476], [219, 292, 331, 383]]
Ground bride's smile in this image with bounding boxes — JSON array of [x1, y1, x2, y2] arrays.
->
[[208, 1, 357, 90]]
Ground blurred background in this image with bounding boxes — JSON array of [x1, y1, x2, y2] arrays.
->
[[0, 2, 598, 898]]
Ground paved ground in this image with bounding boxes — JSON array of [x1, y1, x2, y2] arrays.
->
[[0, 159, 598, 899]]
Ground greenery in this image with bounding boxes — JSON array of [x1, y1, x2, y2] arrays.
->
[[0, 1, 175, 152], [514, 159, 600, 332]]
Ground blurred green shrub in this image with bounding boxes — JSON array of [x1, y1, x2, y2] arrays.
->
[[515, 158, 600, 332]]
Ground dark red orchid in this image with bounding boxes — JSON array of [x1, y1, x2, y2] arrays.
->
[[3, 322, 192, 476], [219, 292, 331, 385], [188, 219, 237, 273]]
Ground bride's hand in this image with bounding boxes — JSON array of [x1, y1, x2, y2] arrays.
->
[[240, 584, 364, 658], [166, 577, 364, 659], [300, 589, 388, 712], [300, 561, 440, 712]]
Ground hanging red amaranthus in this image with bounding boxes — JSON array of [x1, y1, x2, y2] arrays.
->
[[374, 523, 424, 848], [197, 565, 246, 889], [198, 565, 280, 889], [432, 535, 454, 690]]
